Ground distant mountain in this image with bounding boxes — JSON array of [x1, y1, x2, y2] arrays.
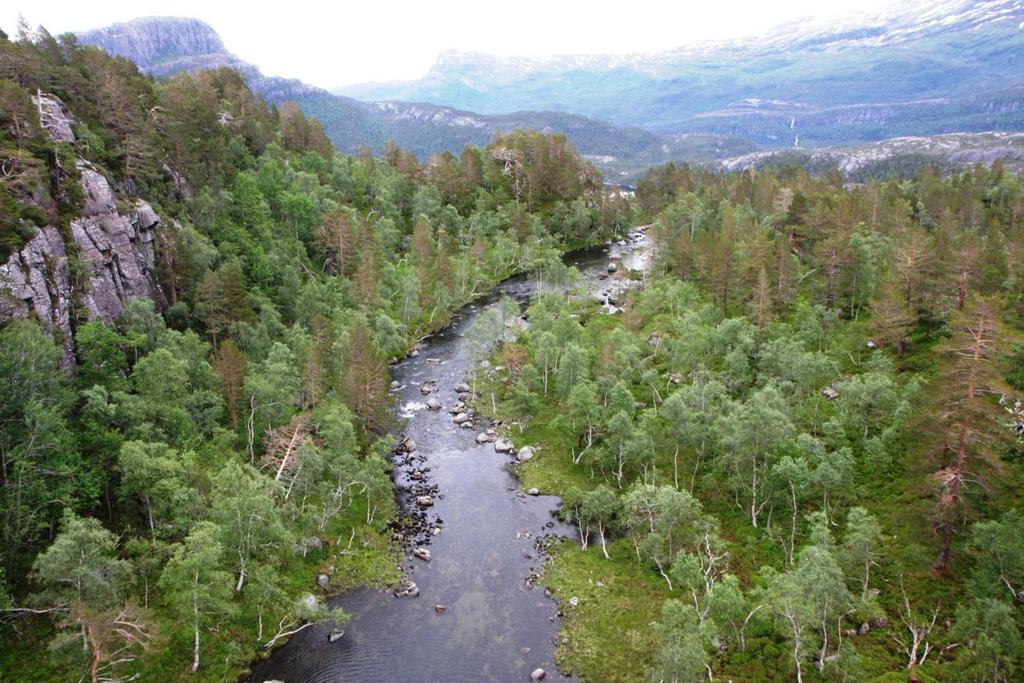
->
[[338, 0, 1024, 148], [75, 16, 733, 176]]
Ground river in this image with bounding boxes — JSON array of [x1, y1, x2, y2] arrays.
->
[[249, 230, 650, 683]]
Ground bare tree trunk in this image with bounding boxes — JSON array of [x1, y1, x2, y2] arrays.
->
[[192, 572, 201, 672]]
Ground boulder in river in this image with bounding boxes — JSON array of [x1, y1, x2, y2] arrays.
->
[[420, 384, 433, 395], [434, 604, 447, 613], [476, 432, 494, 444], [402, 438, 416, 452], [531, 668, 547, 681], [415, 495, 433, 507], [394, 581, 420, 598], [494, 438, 513, 453], [607, 262, 618, 273], [455, 382, 471, 393], [527, 487, 540, 496], [426, 397, 442, 410], [413, 547, 431, 562], [328, 628, 345, 643], [453, 412, 472, 424]]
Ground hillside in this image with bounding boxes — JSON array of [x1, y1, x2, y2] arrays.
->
[[339, 0, 1024, 148]]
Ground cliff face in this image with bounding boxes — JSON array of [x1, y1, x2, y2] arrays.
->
[[76, 16, 229, 77], [0, 94, 165, 365], [76, 16, 323, 102]]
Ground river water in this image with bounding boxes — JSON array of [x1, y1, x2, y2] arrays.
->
[[249, 231, 649, 683]]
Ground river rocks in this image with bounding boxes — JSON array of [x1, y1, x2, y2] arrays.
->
[[426, 397, 442, 410], [517, 446, 535, 462], [316, 573, 330, 589], [420, 383, 433, 395], [413, 547, 431, 562], [607, 262, 618, 273], [476, 432, 494, 444], [434, 604, 447, 613], [394, 580, 420, 598], [409, 349, 419, 358], [453, 412, 472, 424], [455, 382, 471, 393], [390, 380, 400, 390], [531, 668, 547, 681], [328, 628, 345, 643], [527, 487, 540, 496], [432, 526, 442, 536], [415, 495, 434, 507], [402, 438, 416, 452], [494, 438, 513, 453]]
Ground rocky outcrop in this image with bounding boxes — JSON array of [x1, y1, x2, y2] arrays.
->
[[72, 163, 165, 322], [0, 94, 165, 366], [0, 227, 75, 361]]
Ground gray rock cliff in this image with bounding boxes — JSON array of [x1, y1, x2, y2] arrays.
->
[[0, 94, 166, 366]]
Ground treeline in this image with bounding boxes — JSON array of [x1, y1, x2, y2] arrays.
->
[[0, 23, 622, 682], [483, 162, 1023, 680]]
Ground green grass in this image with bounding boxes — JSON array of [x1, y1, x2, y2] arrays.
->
[[543, 538, 668, 682]]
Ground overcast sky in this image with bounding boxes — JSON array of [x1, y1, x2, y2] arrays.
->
[[4, 0, 901, 88]]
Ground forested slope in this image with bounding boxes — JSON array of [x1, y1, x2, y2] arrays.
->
[[477, 162, 1024, 681], [0, 25, 623, 681]]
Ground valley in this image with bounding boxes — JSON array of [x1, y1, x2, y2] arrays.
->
[[2, 4, 1024, 683]]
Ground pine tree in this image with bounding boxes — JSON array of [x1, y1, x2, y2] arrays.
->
[[340, 318, 390, 434], [314, 204, 355, 276], [214, 340, 246, 431], [933, 297, 1011, 573]]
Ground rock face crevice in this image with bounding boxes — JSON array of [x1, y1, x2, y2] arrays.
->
[[0, 94, 166, 365]]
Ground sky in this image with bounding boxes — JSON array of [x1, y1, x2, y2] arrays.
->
[[3, 0, 901, 88]]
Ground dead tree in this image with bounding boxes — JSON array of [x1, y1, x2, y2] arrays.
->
[[260, 414, 312, 500], [932, 297, 1009, 573]]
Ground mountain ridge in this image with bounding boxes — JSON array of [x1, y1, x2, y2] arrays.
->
[[337, 0, 1024, 147], [70, 13, 1024, 178], [73, 16, 722, 175]]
